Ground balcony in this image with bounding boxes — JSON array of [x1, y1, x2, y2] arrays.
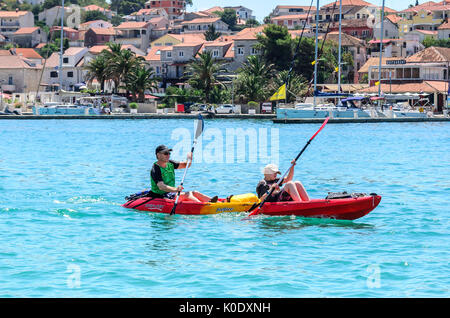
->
[[0, 21, 20, 27], [1, 84, 16, 93]]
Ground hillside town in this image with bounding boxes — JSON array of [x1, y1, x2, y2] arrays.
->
[[1, 0, 450, 116]]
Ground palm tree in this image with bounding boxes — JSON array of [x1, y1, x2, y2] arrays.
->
[[271, 70, 308, 103], [236, 55, 274, 102], [103, 43, 145, 94], [122, 66, 158, 102], [84, 54, 108, 92], [186, 51, 224, 103]]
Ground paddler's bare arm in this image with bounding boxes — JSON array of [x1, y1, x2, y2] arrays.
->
[[157, 182, 183, 193], [176, 152, 193, 169], [285, 160, 296, 183]]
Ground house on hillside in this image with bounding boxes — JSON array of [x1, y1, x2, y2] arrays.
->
[[84, 28, 117, 47], [78, 20, 113, 31], [114, 22, 152, 52], [10, 48, 44, 65], [0, 54, 42, 94], [224, 6, 255, 23], [320, 31, 367, 83], [131, 8, 168, 22], [38, 5, 81, 28], [181, 17, 230, 34], [43, 47, 88, 91], [144, 0, 186, 20], [0, 11, 34, 39], [82, 5, 115, 20], [271, 14, 313, 30], [10, 27, 44, 48], [270, 5, 317, 17], [374, 15, 401, 40]]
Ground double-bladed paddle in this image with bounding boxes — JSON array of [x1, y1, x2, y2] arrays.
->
[[170, 114, 204, 215], [243, 117, 330, 220]]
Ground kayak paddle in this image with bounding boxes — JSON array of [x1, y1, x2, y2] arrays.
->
[[243, 117, 330, 219], [170, 114, 204, 215]]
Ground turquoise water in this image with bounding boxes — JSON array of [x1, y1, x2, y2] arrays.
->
[[0, 119, 449, 297]]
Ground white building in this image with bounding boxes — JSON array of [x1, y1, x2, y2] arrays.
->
[[43, 47, 88, 91]]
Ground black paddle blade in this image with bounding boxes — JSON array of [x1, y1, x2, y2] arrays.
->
[[247, 202, 259, 213]]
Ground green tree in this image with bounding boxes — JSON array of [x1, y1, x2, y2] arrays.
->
[[84, 54, 109, 92], [204, 24, 221, 41], [270, 70, 308, 102], [103, 43, 145, 94], [186, 51, 224, 103], [256, 24, 293, 71], [245, 18, 260, 27], [83, 10, 108, 23], [218, 8, 237, 30], [122, 66, 158, 102], [236, 55, 274, 103]]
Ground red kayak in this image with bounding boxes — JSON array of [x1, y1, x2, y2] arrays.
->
[[122, 194, 381, 220], [256, 195, 381, 220]]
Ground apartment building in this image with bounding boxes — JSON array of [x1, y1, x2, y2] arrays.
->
[[144, 0, 186, 20]]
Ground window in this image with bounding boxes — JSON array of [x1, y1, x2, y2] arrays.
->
[[8, 75, 13, 85], [178, 51, 184, 57], [63, 57, 69, 63], [212, 50, 219, 57], [237, 47, 244, 55], [50, 71, 58, 78], [67, 71, 73, 78], [167, 51, 172, 58], [251, 47, 259, 55]]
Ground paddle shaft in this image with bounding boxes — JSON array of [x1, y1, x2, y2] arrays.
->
[[170, 115, 204, 215], [247, 117, 329, 217]]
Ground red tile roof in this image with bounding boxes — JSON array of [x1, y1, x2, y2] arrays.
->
[[181, 17, 220, 25], [0, 10, 30, 18], [115, 22, 150, 29], [11, 48, 43, 59], [13, 27, 40, 35]]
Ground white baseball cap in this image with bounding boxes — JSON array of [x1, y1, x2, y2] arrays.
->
[[262, 164, 280, 175]]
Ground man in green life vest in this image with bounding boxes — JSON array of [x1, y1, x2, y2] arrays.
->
[[149, 145, 218, 202]]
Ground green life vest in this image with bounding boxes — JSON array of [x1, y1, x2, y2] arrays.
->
[[151, 161, 176, 195]]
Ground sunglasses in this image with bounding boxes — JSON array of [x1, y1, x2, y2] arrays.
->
[[160, 151, 171, 155]]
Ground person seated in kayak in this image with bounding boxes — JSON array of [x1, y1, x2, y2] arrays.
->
[[256, 162, 310, 202], [150, 145, 218, 203]]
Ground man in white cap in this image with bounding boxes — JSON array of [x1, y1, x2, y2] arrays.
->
[[256, 161, 310, 202]]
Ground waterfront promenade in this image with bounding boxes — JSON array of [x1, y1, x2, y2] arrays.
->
[[1, 113, 450, 123]]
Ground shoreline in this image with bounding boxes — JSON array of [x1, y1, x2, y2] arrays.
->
[[1, 113, 450, 123]]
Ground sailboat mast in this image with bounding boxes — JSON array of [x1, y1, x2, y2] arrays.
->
[[59, 0, 65, 92], [337, 0, 343, 96], [378, 0, 385, 97], [314, 0, 320, 106]]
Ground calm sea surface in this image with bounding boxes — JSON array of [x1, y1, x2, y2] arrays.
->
[[0, 119, 449, 297]]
